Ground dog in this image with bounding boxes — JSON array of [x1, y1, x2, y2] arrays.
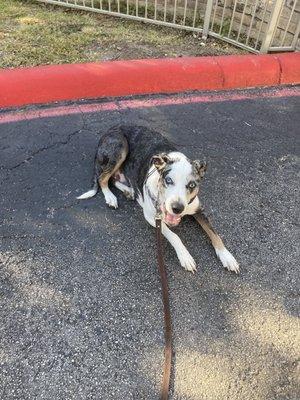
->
[[77, 125, 239, 274]]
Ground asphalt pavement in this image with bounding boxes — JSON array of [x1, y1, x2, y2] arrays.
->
[[0, 86, 299, 400]]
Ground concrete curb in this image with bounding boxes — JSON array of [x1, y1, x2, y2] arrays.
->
[[0, 53, 299, 109]]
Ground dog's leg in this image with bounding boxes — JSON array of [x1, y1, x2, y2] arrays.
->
[[162, 224, 197, 273], [100, 178, 118, 209], [113, 172, 134, 200], [194, 211, 239, 273], [86, 130, 129, 209], [98, 148, 128, 209], [143, 211, 196, 273], [114, 181, 135, 200]]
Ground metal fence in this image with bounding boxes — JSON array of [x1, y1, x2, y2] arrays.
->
[[36, 0, 300, 53]]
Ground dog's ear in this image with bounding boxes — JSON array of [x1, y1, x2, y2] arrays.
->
[[193, 160, 207, 178], [151, 153, 171, 171]]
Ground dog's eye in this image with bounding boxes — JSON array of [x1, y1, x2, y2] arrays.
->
[[165, 176, 173, 185], [188, 181, 196, 190]]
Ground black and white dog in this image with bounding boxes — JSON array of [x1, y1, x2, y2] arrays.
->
[[77, 125, 239, 274]]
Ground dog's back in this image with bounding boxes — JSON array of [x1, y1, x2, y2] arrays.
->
[[77, 125, 175, 205], [119, 125, 176, 191]]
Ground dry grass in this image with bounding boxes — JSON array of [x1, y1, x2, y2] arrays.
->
[[0, 0, 244, 69]]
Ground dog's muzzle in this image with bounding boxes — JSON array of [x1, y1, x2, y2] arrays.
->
[[164, 212, 181, 226], [162, 203, 184, 226]]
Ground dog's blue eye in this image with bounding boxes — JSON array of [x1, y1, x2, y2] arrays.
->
[[165, 176, 173, 185], [188, 181, 196, 189]]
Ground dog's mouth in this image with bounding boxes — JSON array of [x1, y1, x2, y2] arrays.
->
[[163, 209, 182, 226]]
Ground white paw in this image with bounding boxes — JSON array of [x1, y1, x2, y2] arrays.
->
[[177, 248, 197, 273], [216, 248, 240, 274], [104, 191, 118, 209]]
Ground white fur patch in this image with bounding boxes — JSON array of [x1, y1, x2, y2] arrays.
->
[[102, 187, 118, 208], [137, 191, 144, 208], [168, 151, 188, 161], [163, 152, 194, 214], [177, 247, 197, 273], [216, 248, 240, 273], [76, 189, 97, 200]]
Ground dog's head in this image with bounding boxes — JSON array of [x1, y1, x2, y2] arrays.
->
[[152, 151, 206, 226]]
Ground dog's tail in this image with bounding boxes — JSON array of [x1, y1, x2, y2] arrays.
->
[[77, 174, 98, 200]]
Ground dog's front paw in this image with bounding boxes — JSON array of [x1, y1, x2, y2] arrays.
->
[[177, 248, 197, 273], [216, 248, 240, 274], [104, 192, 118, 209]]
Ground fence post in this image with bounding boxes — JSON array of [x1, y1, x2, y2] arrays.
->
[[260, 0, 285, 53], [202, 0, 214, 40], [291, 19, 300, 50]]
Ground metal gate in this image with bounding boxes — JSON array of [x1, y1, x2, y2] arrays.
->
[[36, 0, 300, 53]]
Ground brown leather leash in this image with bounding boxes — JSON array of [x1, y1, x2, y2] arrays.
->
[[155, 218, 172, 400]]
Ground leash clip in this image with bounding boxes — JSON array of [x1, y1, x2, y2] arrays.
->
[[155, 210, 163, 221]]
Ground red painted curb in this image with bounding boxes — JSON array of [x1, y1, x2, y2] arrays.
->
[[216, 55, 281, 89], [275, 53, 300, 84], [0, 54, 299, 109]]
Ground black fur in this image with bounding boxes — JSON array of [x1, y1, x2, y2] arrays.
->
[[121, 125, 177, 192], [94, 125, 176, 194]]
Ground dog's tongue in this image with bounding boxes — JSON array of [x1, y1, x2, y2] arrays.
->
[[165, 212, 181, 226]]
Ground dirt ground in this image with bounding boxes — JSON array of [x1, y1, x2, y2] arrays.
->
[[0, 0, 245, 69]]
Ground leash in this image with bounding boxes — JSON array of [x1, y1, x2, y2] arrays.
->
[[155, 218, 172, 400]]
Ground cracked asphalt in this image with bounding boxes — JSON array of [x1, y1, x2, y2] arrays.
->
[[0, 87, 300, 400]]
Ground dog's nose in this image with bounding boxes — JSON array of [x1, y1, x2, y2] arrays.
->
[[172, 202, 184, 214]]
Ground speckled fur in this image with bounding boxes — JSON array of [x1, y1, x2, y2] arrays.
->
[[77, 125, 240, 274]]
